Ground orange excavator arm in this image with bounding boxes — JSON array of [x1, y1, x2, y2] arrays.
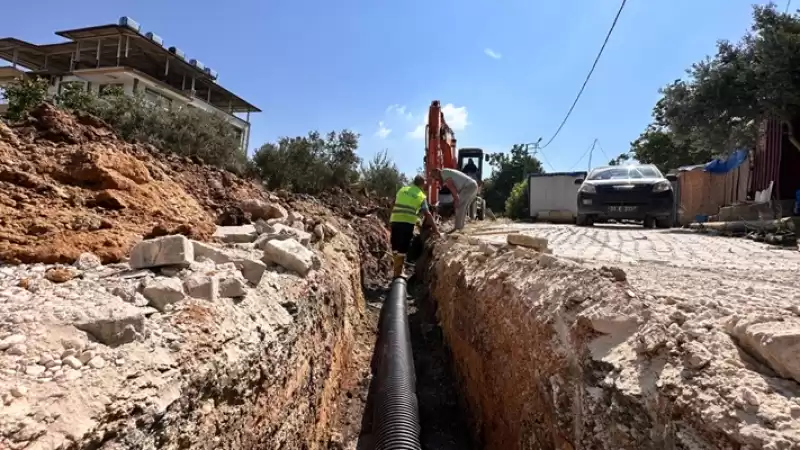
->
[[424, 100, 457, 206]]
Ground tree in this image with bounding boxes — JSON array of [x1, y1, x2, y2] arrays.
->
[[359, 150, 407, 198], [1, 76, 49, 121], [504, 179, 529, 219], [482, 144, 544, 214], [639, 3, 800, 167], [251, 130, 361, 194]]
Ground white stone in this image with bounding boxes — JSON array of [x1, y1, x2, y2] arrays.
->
[[25, 365, 45, 376], [253, 219, 275, 235], [10, 385, 27, 398], [129, 235, 194, 269], [212, 225, 258, 244], [192, 240, 234, 264], [142, 278, 187, 312], [63, 356, 82, 369], [219, 276, 247, 298], [88, 356, 106, 369], [234, 258, 267, 285], [506, 233, 549, 251], [322, 221, 339, 237], [262, 238, 314, 276], [6, 343, 27, 356], [184, 274, 218, 301], [0, 334, 26, 351], [256, 223, 312, 248], [74, 252, 102, 270], [728, 319, 800, 384]]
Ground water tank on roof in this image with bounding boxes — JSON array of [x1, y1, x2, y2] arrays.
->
[[118, 17, 141, 32], [168, 46, 185, 59], [145, 32, 164, 47], [204, 67, 218, 80], [190, 59, 205, 71]]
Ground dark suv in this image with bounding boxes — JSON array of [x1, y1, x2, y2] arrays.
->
[[574, 165, 676, 228]]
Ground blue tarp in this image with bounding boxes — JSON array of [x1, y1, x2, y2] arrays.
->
[[703, 149, 748, 174]]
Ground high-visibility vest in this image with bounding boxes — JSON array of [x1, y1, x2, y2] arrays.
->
[[390, 185, 426, 224]]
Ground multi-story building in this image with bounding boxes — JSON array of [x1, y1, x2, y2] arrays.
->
[[0, 17, 260, 153]]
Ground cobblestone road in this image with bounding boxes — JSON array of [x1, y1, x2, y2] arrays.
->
[[471, 223, 800, 313]]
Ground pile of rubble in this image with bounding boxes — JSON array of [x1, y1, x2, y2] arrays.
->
[[0, 105, 388, 449]]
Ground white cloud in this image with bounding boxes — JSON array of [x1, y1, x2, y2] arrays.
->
[[484, 48, 502, 59], [386, 104, 414, 120], [375, 121, 392, 139], [407, 103, 469, 140]]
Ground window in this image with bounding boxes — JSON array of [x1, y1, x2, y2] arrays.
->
[[588, 166, 662, 181]]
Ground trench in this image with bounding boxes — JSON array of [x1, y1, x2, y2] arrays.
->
[[329, 265, 478, 450]]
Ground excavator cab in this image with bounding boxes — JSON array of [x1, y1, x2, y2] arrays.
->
[[457, 148, 484, 183]]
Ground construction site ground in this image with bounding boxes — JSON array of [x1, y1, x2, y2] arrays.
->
[[420, 221, 800, 449]]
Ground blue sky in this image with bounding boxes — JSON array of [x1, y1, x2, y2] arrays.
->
[[1, 0, 775, 177]]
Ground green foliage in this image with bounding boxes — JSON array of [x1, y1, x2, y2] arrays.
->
[[55, 82, 95, 111], [360, 150, 408, 198], [1, 76, 49, 121], [55, 85, 248, 173], [504, 179, 529, 219], [251, 130, 362, 194], [482, 144, 544, 214], [628, 4, 800, 171]]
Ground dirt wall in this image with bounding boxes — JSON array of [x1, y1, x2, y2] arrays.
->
[[420, 234, 800, 449]]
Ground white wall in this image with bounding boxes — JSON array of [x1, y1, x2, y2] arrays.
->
[[528, 174, 584, 221]]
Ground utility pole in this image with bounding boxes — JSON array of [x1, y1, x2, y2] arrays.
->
[[587, 138, 597, 172], [521, 137, 543, 155]]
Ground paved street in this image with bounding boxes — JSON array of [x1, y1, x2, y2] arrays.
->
[[470, 223, 800, 314]]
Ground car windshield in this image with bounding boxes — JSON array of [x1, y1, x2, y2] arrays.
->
[[587, 166, 662, 180]]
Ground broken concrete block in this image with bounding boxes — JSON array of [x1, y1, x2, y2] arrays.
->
[[729, 319, 800, 384], [262, 238, 314, 276], [234, 258, 267, 285], [212, 225, 258, 244], [73, 301, 146, 347], [130, 235, 194, 269], [507, 233, 549, 252], [141, 278, 186, 312], [191, 241, 233, 264], [219, 275, 247, 298], [184, 274, 218, 301]]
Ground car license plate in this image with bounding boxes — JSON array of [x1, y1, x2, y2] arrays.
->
[[609, 206, 637, 213]]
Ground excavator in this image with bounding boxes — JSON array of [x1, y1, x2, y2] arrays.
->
[[423, 100, 487, 221]]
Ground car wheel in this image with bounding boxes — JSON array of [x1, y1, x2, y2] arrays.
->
[[655, 217, 671, 229], [643, 217, 656, 228], [576, 214, 591, 226]]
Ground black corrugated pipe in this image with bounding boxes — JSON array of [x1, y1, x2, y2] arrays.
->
[[372, 277, 422, 450]]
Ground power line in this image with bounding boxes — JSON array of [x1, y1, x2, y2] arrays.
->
[[786, 0, 792, 13], [540, 0, 629, 150], [595, 139, 612, 162], [567, 139, 596, 171]]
